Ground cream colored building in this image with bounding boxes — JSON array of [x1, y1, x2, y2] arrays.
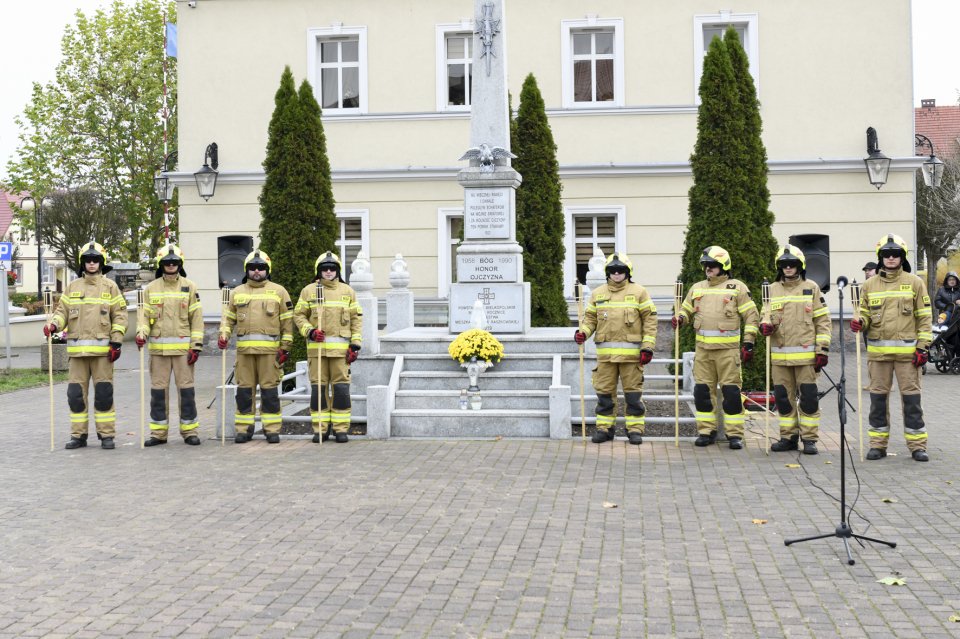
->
[[169, 0, 922, 317]]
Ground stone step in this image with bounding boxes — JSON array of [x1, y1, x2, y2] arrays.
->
[[390, 409, 550, 437], [399, 370, 552, 391], [400, 353, 554, 373], [394, 389, 550, 411], [380, 327, 579, 355]]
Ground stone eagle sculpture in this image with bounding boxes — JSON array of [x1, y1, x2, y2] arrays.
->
[[459, 143, 516, 172]]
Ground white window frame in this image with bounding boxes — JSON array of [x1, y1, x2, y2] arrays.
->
[[560, 17, 625, 109], [437, 207, 464, 298], [693, 12, 759, 104], [436, 22, 475, 112], [307, 25, 368, 114], [334, 209, 369, 280], [563, 205, 627, 297]]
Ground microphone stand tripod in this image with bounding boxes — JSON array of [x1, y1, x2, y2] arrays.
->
[[784, 276, 896, 565]]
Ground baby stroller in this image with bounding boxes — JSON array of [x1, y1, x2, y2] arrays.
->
[[929, 310, 960, 374]]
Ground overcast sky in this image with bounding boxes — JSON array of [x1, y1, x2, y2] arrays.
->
[[1, 0, 958, 181]]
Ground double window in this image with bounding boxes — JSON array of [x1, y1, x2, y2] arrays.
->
[[564, 206, 626, 297], [693, 13, 759, 102], [437, 27, 474, 111], [333, 210, 369, 283], [561, 18, 624, 108], [307, 26, 367, 113]]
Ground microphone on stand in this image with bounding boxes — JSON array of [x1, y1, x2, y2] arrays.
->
[[836, 275, 848, 290]]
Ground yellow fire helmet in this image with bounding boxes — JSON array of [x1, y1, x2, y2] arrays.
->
[[154, 243, 187, 277], [77, 241, 112, 275], [604, 252, 634, 281], [875, 233, 911, 272], [242, 249, 272, 282], [700, 246, 731, 272], [775, 243, 806, 281], [315, 251, 345, 282]]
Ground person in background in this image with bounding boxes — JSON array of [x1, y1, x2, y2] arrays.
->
[[934, 271, 960, 326]]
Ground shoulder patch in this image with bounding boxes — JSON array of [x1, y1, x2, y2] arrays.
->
[[819, 296, 826, 304], [181, 286, 190, 293], [923, 295, 930, 305], [195, 292, 201, 301], [286, 301, 294, 309], [726, 283, 737, 289], [803, 289, 813, 296]]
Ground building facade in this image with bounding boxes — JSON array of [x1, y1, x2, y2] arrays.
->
[[169, 0, 921, 316]]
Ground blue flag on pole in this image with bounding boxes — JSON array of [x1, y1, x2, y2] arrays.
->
[[165, 22, 178, 58]]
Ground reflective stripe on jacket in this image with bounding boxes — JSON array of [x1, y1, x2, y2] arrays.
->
[[680, 275, 759, 350], [293, 279, 363, 358], [138, 275, 204, 355], [51, 273, 127, 357], [858, 268, 932, 361], [764, 278, 831, 366], [219, 280, 294, 354]]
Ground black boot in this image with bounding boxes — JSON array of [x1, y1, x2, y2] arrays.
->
[[728, 437, 743, 450], [64, 434, 88, 450], [322, 425, 331, 442], [770, 435, 799, 452], [144, 437, 167, 447], [184, 435, 201, 446], [335, 431, 349, 443], [100, 437, 115, 450], [866, 448, 886, 460], [312, 433, 320, 443], [591, 427, 615, 444], [235, 433, 249, 444], [627, 431, 643, 445], [802, 440, 818, 455], [694, 431, 717, 447], [912, 449, 929, 462], [266, 433, 280, 444]]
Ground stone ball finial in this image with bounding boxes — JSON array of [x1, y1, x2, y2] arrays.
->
[[389, 253, 411, 290]]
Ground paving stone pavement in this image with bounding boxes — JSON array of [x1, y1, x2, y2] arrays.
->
[[1, 348, 960, 638]]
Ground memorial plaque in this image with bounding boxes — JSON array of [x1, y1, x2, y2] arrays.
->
[[457, 253, 519, 282], [450, 283, 527, 333], [464, 187, 510, 240]]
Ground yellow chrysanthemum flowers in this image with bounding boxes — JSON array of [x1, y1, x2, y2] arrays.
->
[[448, 329, 504, 364]]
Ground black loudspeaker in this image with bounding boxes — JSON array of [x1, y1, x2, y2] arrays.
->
[[789, 234, 830, 293], [218, 235, 253, 288]]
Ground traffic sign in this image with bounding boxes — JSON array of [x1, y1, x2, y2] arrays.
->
[[0, 241, 11, 271]]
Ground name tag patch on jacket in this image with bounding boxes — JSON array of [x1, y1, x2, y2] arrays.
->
[[900, 285, 913, 292], [803, 289, 813, 296], [101, 292, 112, 299]]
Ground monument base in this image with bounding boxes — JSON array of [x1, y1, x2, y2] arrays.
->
[[449, 282, 530, 334]]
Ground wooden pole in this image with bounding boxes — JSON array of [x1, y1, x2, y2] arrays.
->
[[851, 281, 864, 462], [221, 286, 230, 446], [44, 289, 55, 452], [674, 279, 683, 447], [761, 279, 771, 455], [138, 288, 145, 448], [316, 280, 324, 446], [575, 279, 586, 442]]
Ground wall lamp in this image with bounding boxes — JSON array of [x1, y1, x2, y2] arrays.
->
[[864, 127, 891, 190], [153, 150, 178, 202], [194, 143, 219, 201], [915, 133, 944, 189]]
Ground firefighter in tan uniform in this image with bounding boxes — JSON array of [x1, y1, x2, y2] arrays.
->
[[851, 234, 932, 462], [759, 245, 831, 455], [135, 244, 204, 446], [574, 253, 658, 445], [217, 250, 294, 444], [44, 242, 127, 449], [293, 252, 363, 443], [672, 246, 759, 449]]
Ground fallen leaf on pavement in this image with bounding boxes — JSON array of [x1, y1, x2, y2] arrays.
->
[[824, 461, 832, 464], [881, 497, 898, 503], [949, 614, 960, 623], [785, 464, 800, 468], [876, 576, 906, 586], [752, 519, 767, 525], [602, 501, 618, 509]]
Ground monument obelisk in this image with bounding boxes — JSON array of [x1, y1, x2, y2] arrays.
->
[[449, 0, 530, 334]]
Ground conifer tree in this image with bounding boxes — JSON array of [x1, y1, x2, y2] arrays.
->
[[258, 67, 337, 370], [678, 33, 777, 390], [512, 74, 568, 326]]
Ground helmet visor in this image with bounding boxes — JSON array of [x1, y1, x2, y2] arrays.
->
[[879, 248, 903, 259]]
